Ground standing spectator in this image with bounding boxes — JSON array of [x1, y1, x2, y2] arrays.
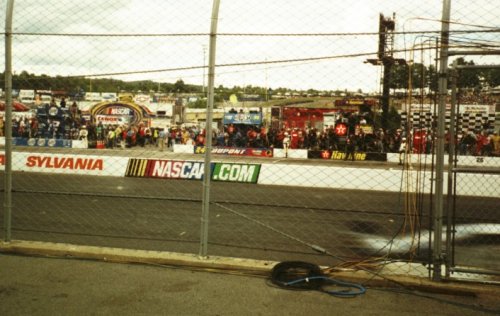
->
[[106, 128, 115, 148], [96, 122, 104, 140], [152, 128, 159, 146], [168, 127, 175, 147], [144, 127, 152, 146], [138, 125, 146, 147], [283, 132, 291, 155], [114, 125, 122, 148], [425, 132, 433, 154], [158, 128, 166, 151], [357, 128, 367, 152], [290, 128, 300, 149], [461, 130, 477, 155], [492, 131, 500, 155], [399, 137, 407, 165], [344, 134, 356, 161], [479, 132, 493, 156], [376, 128, 385, 153], [126, 127, 135, 148]]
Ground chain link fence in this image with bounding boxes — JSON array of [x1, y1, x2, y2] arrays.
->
[[1, 0, 499, 282]]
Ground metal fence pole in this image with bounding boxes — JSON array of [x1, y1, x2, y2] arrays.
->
[[3, 0, 15, 242], [199, 0, 220, 258], [445, 60, 458, 278], [433, 0, 451, 281]]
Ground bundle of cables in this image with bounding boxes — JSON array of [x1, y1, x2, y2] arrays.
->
[[270, 261, 366, 298]]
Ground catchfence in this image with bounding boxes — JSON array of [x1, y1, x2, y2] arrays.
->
[[1, 0, 499, 283]]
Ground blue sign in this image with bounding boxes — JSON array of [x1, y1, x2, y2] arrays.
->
[[13, 137, 72, 148], [223, 112, 262, 125]]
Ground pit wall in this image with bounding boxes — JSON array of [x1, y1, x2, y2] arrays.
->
[[0, 148, 498, 198]]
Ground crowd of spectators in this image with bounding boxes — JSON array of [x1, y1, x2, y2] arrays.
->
[[4, 116, 500, 157], [2, 98, 499, 157]]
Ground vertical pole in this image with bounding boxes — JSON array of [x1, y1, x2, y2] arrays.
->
[[199, 0, 220, 258], [445, 60, 457, 278], [3, 0, 15, 242], [433, 0, 451, 281]]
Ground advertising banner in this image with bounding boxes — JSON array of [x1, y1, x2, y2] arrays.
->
[[12, 137, 72, 148], [125, 159, 261, 183], [211, 163, 261, 183], [0, 152, 128, 176], [223, 112, 262, 125], [125, 159, 206, 180], [194, 146, 273, 157], [308, 150, 387, 161], [95, 115, 130, 125]]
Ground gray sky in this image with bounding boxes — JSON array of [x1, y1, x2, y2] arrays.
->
[[1, 0, 498, 92]]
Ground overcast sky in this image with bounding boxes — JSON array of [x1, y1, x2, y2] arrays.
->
[[1, 0, 498, 93]]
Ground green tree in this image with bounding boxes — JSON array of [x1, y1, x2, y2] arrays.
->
[[390, 63, 428, 90], [427, 64, 438, 92], [389, 64, 409, 90], [187, 98, 207, 109], [454, 58, 480, 89], [173, 79, 186, 93], [482, 68, 500, 87]]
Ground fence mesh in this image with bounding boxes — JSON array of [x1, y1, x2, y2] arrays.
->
[[1, 0, 499, 281]]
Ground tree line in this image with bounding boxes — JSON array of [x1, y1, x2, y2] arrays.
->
[[2, 58, 498, 98], [389, 58, 500, 92]]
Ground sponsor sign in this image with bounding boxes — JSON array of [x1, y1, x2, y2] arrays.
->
[[126, 159, 206, 180], [48, 106, 59, 117], [134, 94, 151, 104], [13, 137, 72, 148], [329, 151, 367, 161], [335, 123, 347, 136], [223, 112, 262, 125], [308, 150, 387, 161], [0, 152, 128, 176], [125, 159, 262, 183], [402, 103, 494, 114], [105, 107, 133, 115], [246, 148, 273, 157], [195, 146, 246, 156], [212, 163, 260, 183], [95, 115, 130, 125], [25, 155, 103, 170], [85, 92, 101, 101], [194, 146, 273, 157], [102, 92, 117, 101], [356, 124, 373, 134]]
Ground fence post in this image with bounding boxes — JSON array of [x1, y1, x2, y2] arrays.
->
[[433, 0, 451, 281], [3, 0, 15, 242], [199, 0, 220, 258], [445, 60, 458, 278]]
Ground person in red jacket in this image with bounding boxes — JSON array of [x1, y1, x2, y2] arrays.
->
[[290, 128, 300, 149]]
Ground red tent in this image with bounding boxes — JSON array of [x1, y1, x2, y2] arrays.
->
[[0, 101, 30, 111]]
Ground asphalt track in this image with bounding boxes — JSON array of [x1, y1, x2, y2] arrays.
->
[[1, 146, 499, 274]]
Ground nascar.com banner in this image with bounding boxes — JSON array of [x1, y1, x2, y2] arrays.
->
[[125, 159, 261, 183]]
